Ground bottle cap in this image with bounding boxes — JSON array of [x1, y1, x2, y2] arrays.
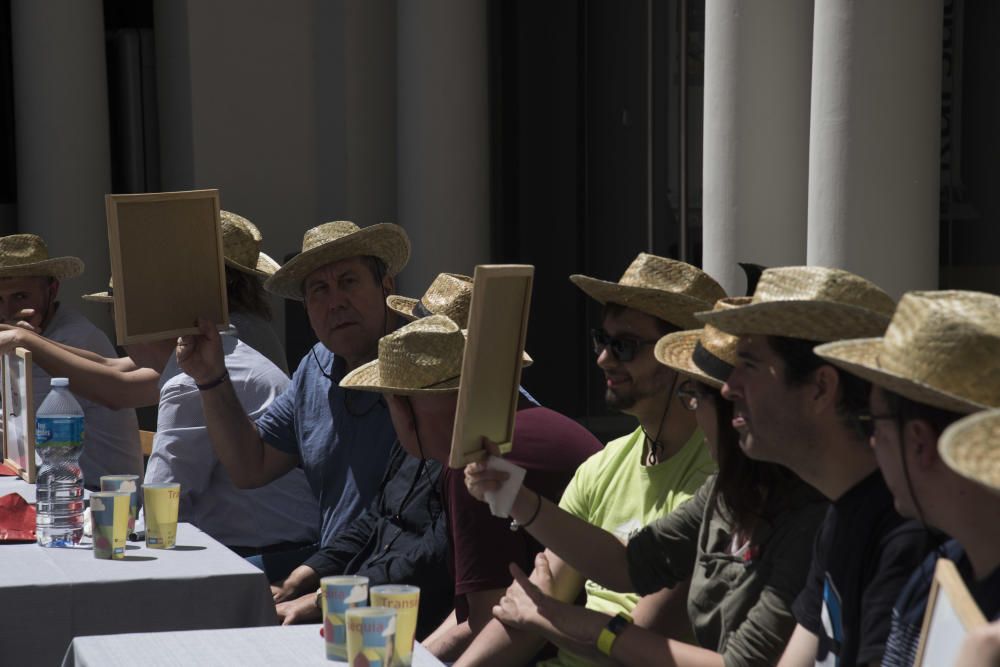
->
[[50, 378, 69, 387]]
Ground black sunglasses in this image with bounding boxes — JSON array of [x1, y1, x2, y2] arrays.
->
[[676, 381, 717, 411], [591, 328, 658, 363]]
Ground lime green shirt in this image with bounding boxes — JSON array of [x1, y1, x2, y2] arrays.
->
[[539, 425, 715, 667]]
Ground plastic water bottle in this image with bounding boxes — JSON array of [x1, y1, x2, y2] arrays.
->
[[35, 378, 85, 547]]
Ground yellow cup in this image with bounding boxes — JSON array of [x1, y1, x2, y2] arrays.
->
[[346, 607, 396, 667], [90, 492, 130, 560], [143, 483, 180, 549], [370, 585, 420, 666], [321, 575, 369, 659]]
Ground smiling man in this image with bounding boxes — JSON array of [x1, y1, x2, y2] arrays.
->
[[698, 266, 937, 667], [458, 254, 721, 667], [177, 221, 410, 576]]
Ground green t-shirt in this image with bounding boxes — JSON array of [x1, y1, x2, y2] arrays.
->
[[539, 425, 715, 667]]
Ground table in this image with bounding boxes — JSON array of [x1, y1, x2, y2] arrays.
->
[[0, 523, 276, 666], [62, 624, 446, 666]]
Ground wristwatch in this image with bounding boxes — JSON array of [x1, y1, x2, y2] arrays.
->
[[596, 611, 632, 657]]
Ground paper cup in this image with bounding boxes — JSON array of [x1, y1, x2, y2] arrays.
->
[[346, 607, 396, 667], [90, 492, 130, 559], [100, 474, 140, 531], [143, 483, 180, 549], [321, 575, 369, 659], [370, 585, 420, 666]]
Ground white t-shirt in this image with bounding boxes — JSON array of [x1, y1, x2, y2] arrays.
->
[[37, 304, 144, 487], [144, 330, 319, 547]]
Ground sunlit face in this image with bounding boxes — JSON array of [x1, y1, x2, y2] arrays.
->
[[867, 385, 918, 518], [385, 392, 458, 464], [596, 308, 676, 416], [721, 335, 814, 467], [302, 257, 394, 368], [0, 276, 58, 331]]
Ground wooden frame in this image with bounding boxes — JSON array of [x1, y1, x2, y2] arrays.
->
[[914, 558, 987, 666], [448, 265, 534, 469], [2, 348, 35, 483], [105, 189, 228, 345]]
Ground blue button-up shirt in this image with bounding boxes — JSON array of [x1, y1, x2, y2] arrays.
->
[[256, 343, 397, 546]]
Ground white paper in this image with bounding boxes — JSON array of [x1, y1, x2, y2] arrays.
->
[[483, 455, 526, 518]]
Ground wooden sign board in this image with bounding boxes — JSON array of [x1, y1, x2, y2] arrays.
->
[[448, 265, 533, 469], [105, 189, 228, 345], [2, 348, 36, 483], [914, 558, 987, 667]]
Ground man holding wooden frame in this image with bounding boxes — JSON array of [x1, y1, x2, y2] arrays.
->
[[458, 254, 721, 667], [815, 291, 1000, 667], [0, 233, 142, 487], [178, 221, 410, 581], [339, 314, 602, 661]]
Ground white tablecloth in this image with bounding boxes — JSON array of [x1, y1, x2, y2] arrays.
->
[[62, 624, 445, 666], [0, 523, 276, 666]]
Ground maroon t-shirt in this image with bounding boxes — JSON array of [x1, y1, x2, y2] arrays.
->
[[443, 406, 603, 621]]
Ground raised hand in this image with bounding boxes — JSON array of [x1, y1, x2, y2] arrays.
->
[[175, 317, 227, 385]]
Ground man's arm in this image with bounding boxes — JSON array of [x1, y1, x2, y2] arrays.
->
[[176, 319, 297, 488], [465, 468, 632, 592], [491, 558, 723, 667], [0, 327, 160, 408], [776, 624, 818, 667], [455, 549, 586, 667]]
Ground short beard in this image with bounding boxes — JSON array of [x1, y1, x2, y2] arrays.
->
[[604, 387, 637, 412]]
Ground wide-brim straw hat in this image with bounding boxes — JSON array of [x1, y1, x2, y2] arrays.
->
[[814, 290, 1000, 414], [0, 234, 83, 280], [387, 273, 474, 327], [654, 297, 750, 389], [696, 266, 895, 342], [570, 253, 726, 329], [265, 221, 410, 301], [938, 408, 1000, 492], [82, 277, 114, 303], [341, 315, 466, 395], [221, 210, 280, 277]]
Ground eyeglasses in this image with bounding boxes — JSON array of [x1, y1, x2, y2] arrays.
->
[[856, 410, 898, 438], [591, 328, 658, 363], [677, 381, 717, 411]]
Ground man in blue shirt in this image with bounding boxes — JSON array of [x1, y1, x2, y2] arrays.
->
[[177, 221, 410, 579]]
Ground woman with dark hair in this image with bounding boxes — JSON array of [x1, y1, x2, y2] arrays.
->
[[220, 211, 289, 375], [460, 297, 828, 667]]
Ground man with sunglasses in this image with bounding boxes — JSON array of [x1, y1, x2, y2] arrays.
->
[[814, 291, 1000, 667], [458, 254, 721, 667], [699, 267, 936, 667]]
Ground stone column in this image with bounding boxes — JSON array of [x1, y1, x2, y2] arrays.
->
[[11, 0, 113, 319], [397, 0, 491, 294], [806, 0, 943, 298], [702, 0, 814, 296]]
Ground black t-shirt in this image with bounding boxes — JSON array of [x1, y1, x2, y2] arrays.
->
[[882, 539, 1000, 667], [792, 472, 938, 666]]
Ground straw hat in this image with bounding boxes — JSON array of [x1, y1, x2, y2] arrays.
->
[[938, 408, 1000, 492], [570, 253, 726, 329], [82, 277, 114, 303], [814, 291, 1000, 414], [221, 211, 280, 277], [387, 273, 473, 327], [696, 266, 894, 342], [341, 315, 465, 394], [0, 234, 83, 280], [654, 297, 750, 389], [265, 221, 410, 301]]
